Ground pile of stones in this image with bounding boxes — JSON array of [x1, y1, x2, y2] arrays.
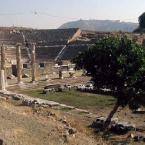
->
[[75, 83, 94, 92], [0, 91, 91, 115], [91, 117, 136, 135], [59, 117, 77, 142], [133, 135, 145, 142], [43, 82, 95, 94], [22, 98, 60, 108], [0, 91, 60, 107], [43, 84, 72, 94]]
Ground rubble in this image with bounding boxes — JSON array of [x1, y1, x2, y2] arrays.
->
[[59, 117, 70, 127], [0, 91, 60, 107], [66, 126, 77, 135], [43, 84, 73, 94], [134, 135, 144, 142], [0, 91, 88, 115], [43, 82, 95, 94], [48, 111, 56, 117], [91, 117, 136, 135], [129, 135, 145, 143]]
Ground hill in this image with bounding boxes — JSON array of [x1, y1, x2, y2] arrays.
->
[[59, 20, 138, 32]]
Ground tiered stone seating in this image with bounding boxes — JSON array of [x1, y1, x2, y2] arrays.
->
[[36, 46, 63, 60], [61, 44, 89, 60], [1, 27, 143, 63], [5, 47, 29, 60], [21, 48, 30, 59], [0, 29, 23, 45], [5, 47, 16, 60], [0, 28, 80, 62], [20, 28, 79, 45]]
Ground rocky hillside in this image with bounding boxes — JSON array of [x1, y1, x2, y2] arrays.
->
[[59, 20, 138, 32], [0, 94, 108, 145]]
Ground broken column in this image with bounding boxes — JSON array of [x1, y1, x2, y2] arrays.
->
[[0, 44, 6, 91], [16, 43, 23, 85], [59, 66, 63, 79], [58, 60, 63, 79], [31, 43, 36, 83]]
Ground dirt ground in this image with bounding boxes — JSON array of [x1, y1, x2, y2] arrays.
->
[[4, 75, 145, 144], [0, 98, 110, 145], [0, 97, 145, 145]]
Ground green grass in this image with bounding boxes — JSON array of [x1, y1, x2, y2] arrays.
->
[[20, 89, 116, 110]]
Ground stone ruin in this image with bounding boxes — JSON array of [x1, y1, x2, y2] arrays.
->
[[0, 27, 144, 90]]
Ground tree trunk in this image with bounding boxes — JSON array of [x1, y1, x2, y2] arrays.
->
[[103, 102, 120, 134]]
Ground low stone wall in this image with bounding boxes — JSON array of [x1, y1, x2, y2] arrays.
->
[[0, 91, 89, 114]]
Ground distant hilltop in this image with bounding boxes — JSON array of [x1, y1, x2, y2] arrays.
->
[[59, 19, 138, 32]]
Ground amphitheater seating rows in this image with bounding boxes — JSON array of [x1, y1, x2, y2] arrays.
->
[[0, 28, 109, 62], [36, 46, 63, 60], [20, 28, 79, 45], [0, 28, 83, 61], [0, 30, 23, 45], [5, 47, 29, 60], [61, 44, 89, 60]]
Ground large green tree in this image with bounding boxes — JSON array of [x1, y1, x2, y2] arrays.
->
[[73, 37, 145, 132]]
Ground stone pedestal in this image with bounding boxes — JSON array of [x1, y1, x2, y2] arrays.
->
[[16, 44, 23, 85]]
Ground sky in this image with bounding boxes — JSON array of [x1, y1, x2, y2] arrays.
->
[[0, 0, 145, 29]]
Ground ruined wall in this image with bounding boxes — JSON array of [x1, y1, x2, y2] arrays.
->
[[0, 27, 145, 80]]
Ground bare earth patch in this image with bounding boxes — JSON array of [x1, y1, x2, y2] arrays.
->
[[0, 99, 109, 145]]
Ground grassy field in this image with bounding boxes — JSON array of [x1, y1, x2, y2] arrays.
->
[[19, 89, 116, 110]]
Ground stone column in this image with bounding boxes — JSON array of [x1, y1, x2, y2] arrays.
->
[[31, 43, 36, 83], [16, 43, 23, 85], [0, 44, 6, 91]]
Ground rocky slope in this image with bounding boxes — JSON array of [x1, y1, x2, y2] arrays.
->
[[0, 96, 108, 145]]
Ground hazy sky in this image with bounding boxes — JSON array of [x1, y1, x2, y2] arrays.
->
[[0, 0, 144, 29]]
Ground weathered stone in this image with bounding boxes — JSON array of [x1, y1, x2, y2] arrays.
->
[[59, 118, 70, 127], [91, 117, 136, 135], [75, 108, 89, 114], [48, 112, 56, 117], [134, 135, 144, 142], [31, 43, 36, 83], [0, 44, 6, 91], [16, 43, 23, 85], [60, 104, 75, 109], [65, 127, 77, 135]]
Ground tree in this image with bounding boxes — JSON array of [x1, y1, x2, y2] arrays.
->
[[139, 12, 145, 29], [73, 37, 145, 132], [134, 12, 145, 32]]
